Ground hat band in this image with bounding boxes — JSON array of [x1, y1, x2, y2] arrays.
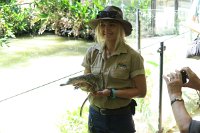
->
[[96, 11, 122, 19]]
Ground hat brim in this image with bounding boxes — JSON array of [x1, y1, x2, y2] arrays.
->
[[88, 18, 132, 36]]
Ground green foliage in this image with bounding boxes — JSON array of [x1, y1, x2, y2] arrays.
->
[[0, 0, 152, 45], [59, 106, 88, 133], [123, 0, 152, 37], [0, 3, 33, 36], [137, 60, 158, 111], [30, 0, 102, 39], [146, 60, 159, 68], [0, 0, 102, 44], [135, 60, 159, 132], [0, 1, 35, 46]]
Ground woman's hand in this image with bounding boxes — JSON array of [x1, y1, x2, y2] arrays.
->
[[92, 89, 110, 97], [163, 71, 183, 100]]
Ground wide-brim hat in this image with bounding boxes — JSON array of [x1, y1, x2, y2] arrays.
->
[[88, 6, 132, 36]]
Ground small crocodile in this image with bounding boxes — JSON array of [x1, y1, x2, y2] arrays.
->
[[60, 73, 104, 116]]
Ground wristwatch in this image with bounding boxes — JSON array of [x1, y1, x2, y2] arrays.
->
[[109, 88, 116, 99], [171, 97, 184, 105]]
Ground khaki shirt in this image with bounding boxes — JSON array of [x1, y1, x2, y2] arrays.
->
[[82, 42, 145, 109]]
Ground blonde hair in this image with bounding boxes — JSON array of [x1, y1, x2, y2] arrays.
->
[[94, 21, 126, 47]]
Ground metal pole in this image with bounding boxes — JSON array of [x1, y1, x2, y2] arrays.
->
[[157, 42, 165, 133], [174, 0, 179, 34], [136, 9, 141, 53], [151, 0, 156, 36]]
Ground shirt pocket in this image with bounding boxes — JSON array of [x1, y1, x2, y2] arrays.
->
[[110, 67, 129, 80], [91, 66, 101, 75]]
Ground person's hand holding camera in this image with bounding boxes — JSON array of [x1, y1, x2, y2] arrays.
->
[[181, 67, 200, 91], [163, 70, 183, 100]]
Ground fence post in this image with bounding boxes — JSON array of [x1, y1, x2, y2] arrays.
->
[[174, 0, 179, 34], [151, 0, 156, 36], [157, 42, 165, 133], [136, 8, 141, 53]]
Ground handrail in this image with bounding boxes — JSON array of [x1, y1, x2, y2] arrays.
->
[[138, 30, 190, 52], [0, 29, 191, 104]]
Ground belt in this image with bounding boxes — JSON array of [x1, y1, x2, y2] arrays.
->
[[90, 104, 131, 115]]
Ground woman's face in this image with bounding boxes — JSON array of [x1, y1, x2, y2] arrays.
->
[[99, 20, 119, 41]]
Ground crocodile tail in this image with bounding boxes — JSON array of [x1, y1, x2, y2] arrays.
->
[[79, 95, 89, 117]]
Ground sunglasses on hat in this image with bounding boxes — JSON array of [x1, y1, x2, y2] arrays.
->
[[88, 6, 132, 36], [96, 11, 122, 19]]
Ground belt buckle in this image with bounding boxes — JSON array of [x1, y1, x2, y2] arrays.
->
[[99, 109, 108, 115]]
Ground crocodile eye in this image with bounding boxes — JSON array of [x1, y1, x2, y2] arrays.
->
[[74, 86, 79, 89]]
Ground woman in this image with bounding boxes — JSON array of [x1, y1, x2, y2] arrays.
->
[[82, 6, 147, 133]]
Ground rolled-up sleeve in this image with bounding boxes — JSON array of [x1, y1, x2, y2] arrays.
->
[[82, 47, 93, 69], [82, 45, 100, 70], [130, 53, 145, 78]]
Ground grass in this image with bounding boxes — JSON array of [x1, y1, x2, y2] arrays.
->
[[59, 106, 89, 133]]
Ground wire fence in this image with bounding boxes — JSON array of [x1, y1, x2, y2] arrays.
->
[[0, 70, 83, 103], [0, 1, 191, 38], [0, 29, 191, 104]]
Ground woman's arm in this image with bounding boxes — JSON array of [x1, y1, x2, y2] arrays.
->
[[114, 74, 147, 99], [95, 74, 147, 99], [163, 71, 192, 133], [171, 98, 192, 133]]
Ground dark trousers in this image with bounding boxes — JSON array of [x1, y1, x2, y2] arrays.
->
[[88, 106, 136, 133]]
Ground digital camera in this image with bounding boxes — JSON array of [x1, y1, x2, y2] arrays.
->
[[181, 70, 188, 84]]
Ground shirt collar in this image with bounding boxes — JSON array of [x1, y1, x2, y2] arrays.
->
[[94, 42, 128, 55], [93, 44, 103, 53], [113, 42, 127, 55]]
